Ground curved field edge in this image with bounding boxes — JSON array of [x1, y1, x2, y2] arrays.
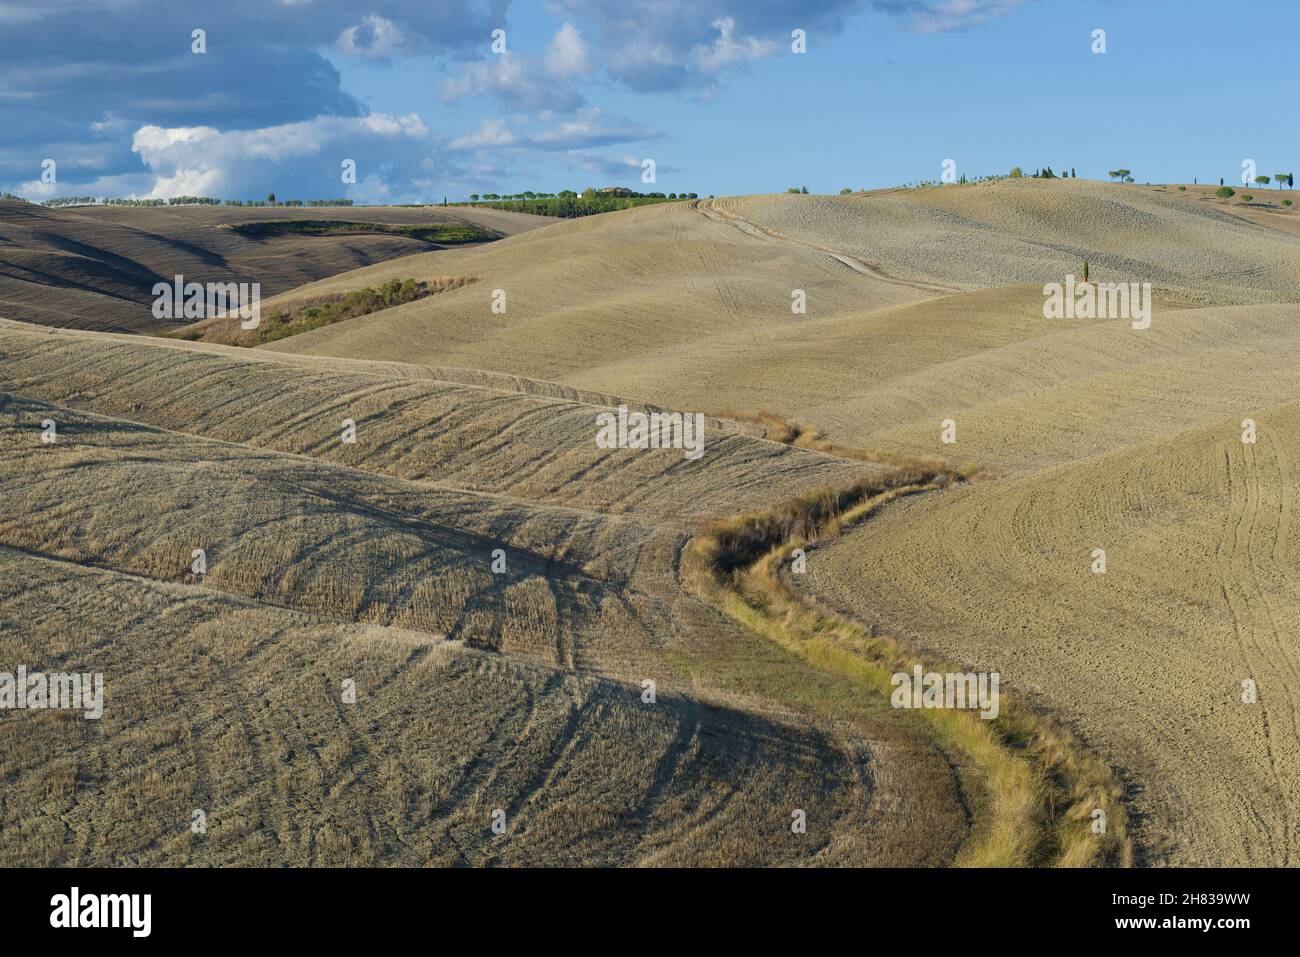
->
[[684, 453, 1132, 868]]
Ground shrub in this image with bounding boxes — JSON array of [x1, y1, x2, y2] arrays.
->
[[1241, 194, 1253, 202], [174, 276, 475, 347], [1284, 199, 1293, 206], [1216, 186, 1235, 198], [1178, 185, 1187, 191]]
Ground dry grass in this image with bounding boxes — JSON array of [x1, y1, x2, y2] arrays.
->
[[0, 545, 883, 867], [801, 404, 1300, 865], [688, 461, 1131, 867], [716, 409, 971, 475], [0, 320, 867, 524], [0, 333, 974, 866], [5, 177, 1299, 866]]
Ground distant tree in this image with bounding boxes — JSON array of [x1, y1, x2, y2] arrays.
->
[[1009, 166, 1023, 178], [1275, 172, 1293, 189], [470, 193, 480, 201], [267, 192, 276, 203], [787, 187, 801, 193], [1256, 175, 1271, 188], [1071, 168, 1076, 178], [1124, 176, 1134, 183], [840, 187, 852, 194], [800, 186, 809, 194]]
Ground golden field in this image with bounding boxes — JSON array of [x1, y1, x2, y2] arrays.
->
[[3, 177, 1299, 865]]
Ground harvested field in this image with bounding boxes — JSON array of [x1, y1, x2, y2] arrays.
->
[[0, 321, 972, 866], [5, 176, 1299, 867], [796, 408, 1300, 865], [0, 545, 895, 867]]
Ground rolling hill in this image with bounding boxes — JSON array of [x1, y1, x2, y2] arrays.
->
[[0, 200, 550, 334], [5, 177, 1300, 865]]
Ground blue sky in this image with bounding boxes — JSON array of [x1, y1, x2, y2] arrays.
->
[[2, 0, 1295, 203]]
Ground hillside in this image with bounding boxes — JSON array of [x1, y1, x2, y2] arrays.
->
[[4, 177, 1300, 865], [247, 181, 1300, 405], [0, 319, 971, 865], [242, 178, 1300, 864], [0, 200, 552, 333]]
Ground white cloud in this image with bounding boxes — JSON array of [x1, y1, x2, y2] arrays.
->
[[909, 0, 1026, 33], [449, 108, 659, 153], [449, 118, 517, 151], [691, 17, 778, 72], [336, 14, 404, 59], [544, 23, 591, 77], [550, 0, 862, 92], [128, 113, 429, 199], [441, 23, 595, 113]]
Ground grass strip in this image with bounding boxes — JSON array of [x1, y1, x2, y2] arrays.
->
[[686, 436, 1131, 867]]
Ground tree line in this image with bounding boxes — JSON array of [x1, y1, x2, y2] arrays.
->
[[456, 188, 703, 218]]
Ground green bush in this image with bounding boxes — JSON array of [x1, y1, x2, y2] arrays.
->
[[1216, 186, 1235, 198], [1177, 185, 1187, 191], [256, 278, 440, 344], [1284, 199, 1293, 206], [1241, 194, 1253, 201]]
